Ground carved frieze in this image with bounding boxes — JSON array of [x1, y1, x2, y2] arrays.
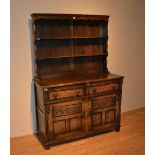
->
[[53, 104, 82, 117], [91, 97, 116, 110]]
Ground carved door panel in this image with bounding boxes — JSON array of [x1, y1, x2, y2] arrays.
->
[[88, 94, 118, 131], [48, 99, 85, 138]]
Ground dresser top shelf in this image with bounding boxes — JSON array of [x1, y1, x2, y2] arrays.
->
[[34, 73, 123, 87], [31, 13, 109, 21]]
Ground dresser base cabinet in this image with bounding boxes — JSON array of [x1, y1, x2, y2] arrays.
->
[[34, 74, 123, 149]]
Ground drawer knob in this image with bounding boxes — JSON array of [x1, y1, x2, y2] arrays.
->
[[112, 86, 115, 90], [93, 87, 97, 93], [53, 94, 58, 100], [76, 91, 80, 97]]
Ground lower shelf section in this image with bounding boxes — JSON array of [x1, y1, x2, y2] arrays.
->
[[36, 124, 120, 149]]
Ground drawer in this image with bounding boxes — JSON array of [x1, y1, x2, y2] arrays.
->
[[49, 89, 83, 101], [52, 100, 83, 118], [90, 94, 117, 110], [89, 82, 118, 95], [44, 85, 84, 101]]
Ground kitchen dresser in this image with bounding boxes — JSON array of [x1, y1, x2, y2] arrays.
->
[[31, 13, 124, 149]]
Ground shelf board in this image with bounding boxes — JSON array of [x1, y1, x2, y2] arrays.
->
[[33, 73, 123, 87], [35, 36, 108, 41], [36, 54, 107, 60], [32, 13, 109, 22]]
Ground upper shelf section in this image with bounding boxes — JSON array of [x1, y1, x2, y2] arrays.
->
[[32, 14, 109, 40], [31, 14, 110, 77]]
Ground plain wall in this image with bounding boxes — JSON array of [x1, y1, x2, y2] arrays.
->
[[11, 0, 144, 138]]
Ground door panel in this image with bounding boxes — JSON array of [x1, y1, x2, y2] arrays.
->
[[105, 109, 115, 123], [49, 99, 85, 138], [70, 117, 82, 131], [88, 94, 118, 131], [92, 112, 102, 126], [53, 120, 66, 135]]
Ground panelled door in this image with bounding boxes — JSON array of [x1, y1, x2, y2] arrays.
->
[[88, 94, 118, 131], [48, 99, 85, 139]]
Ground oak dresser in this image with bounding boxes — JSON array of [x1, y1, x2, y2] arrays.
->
[[31, 13, 124, 149]]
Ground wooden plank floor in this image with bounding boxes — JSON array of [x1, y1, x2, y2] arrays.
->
[[11, 108, 144, 155]]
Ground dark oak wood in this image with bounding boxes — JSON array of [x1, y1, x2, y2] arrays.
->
[[31, 13, 124, 149]]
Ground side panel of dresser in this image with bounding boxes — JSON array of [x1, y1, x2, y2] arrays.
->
[[34, 82, 50, 148]]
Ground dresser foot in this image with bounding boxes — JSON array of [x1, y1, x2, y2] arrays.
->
[[44, 144, 50, 150], [115, 126, 120, 132]]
